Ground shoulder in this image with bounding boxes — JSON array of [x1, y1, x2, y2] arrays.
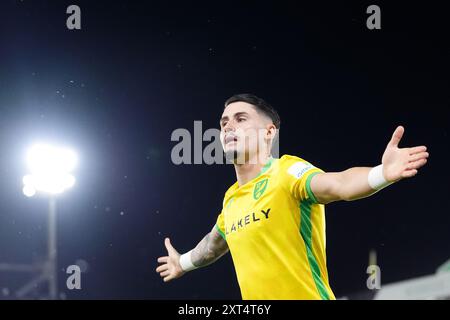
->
[[279, 154, 310, 165], [279, 154, 314, 174]]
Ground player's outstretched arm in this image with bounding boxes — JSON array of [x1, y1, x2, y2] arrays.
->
[[156, 225, 228, 282], [310, 126, 429, 204]]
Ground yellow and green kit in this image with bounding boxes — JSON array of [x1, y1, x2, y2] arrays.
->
[[215, 155, 335, 300]]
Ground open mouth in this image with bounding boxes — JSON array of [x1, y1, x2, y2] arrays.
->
[[224, 135, 238, 145]]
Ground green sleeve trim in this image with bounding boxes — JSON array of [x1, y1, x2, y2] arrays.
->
[[305, 171, 321, 204], [299, 199, 331, 300], [215, 223, 226, 240]]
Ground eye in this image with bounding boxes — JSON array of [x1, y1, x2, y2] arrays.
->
[[237, 117, 246, 122], [221, 121, 228, 127]]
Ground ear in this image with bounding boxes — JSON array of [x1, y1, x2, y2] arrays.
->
[[265, 123, 277, 140]]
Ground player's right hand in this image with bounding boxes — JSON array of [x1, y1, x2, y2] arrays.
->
[[156, 237, 185, 282]]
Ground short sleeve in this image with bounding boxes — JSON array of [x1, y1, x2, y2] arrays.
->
[[280, 155, 324, 203], [215, 212, 226, 240]]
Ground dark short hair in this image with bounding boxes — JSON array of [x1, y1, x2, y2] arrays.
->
[[224, 93, 281, 129]]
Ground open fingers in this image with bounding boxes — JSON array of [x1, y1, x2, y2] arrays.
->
[[409, 152, 429, 163], [409, 146, 427, 155], [157, 256, 168, 263], [164, 238, 177, 256], [402, 169, 418, 178], [389, 126, 405, 147], [406, 158, 427, 170], [160, 270, 171, 277], [156, 264, 168, 273]]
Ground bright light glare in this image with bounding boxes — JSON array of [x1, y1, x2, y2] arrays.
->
[[23, 144, 78, 196], [23, 184, 36, 197]]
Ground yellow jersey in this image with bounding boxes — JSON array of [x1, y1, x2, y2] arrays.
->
[[215, 154, 335, 300]]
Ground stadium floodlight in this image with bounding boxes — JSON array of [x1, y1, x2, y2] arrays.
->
[[23, 144, 77, 197], [0, 143, 79, 300]]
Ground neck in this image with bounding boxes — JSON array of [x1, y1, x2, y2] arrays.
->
[[234, 153, 272, 186]]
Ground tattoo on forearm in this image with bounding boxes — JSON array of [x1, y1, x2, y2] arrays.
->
[[191, 231, 228, 268]]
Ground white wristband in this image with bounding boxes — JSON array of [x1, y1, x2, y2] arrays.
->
[[179, 250, 197, 272], [368, 164, 393, 190]]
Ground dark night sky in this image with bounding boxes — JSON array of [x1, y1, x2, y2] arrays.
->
[[0, 0, 449, 299]]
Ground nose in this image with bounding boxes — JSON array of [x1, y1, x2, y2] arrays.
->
[[223, 120, 235, 133]]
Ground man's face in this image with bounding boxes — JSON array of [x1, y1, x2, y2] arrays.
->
[[220, 102, 272, 163]]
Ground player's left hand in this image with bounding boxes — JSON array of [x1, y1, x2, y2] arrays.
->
[[382, 126, 429, 182]]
